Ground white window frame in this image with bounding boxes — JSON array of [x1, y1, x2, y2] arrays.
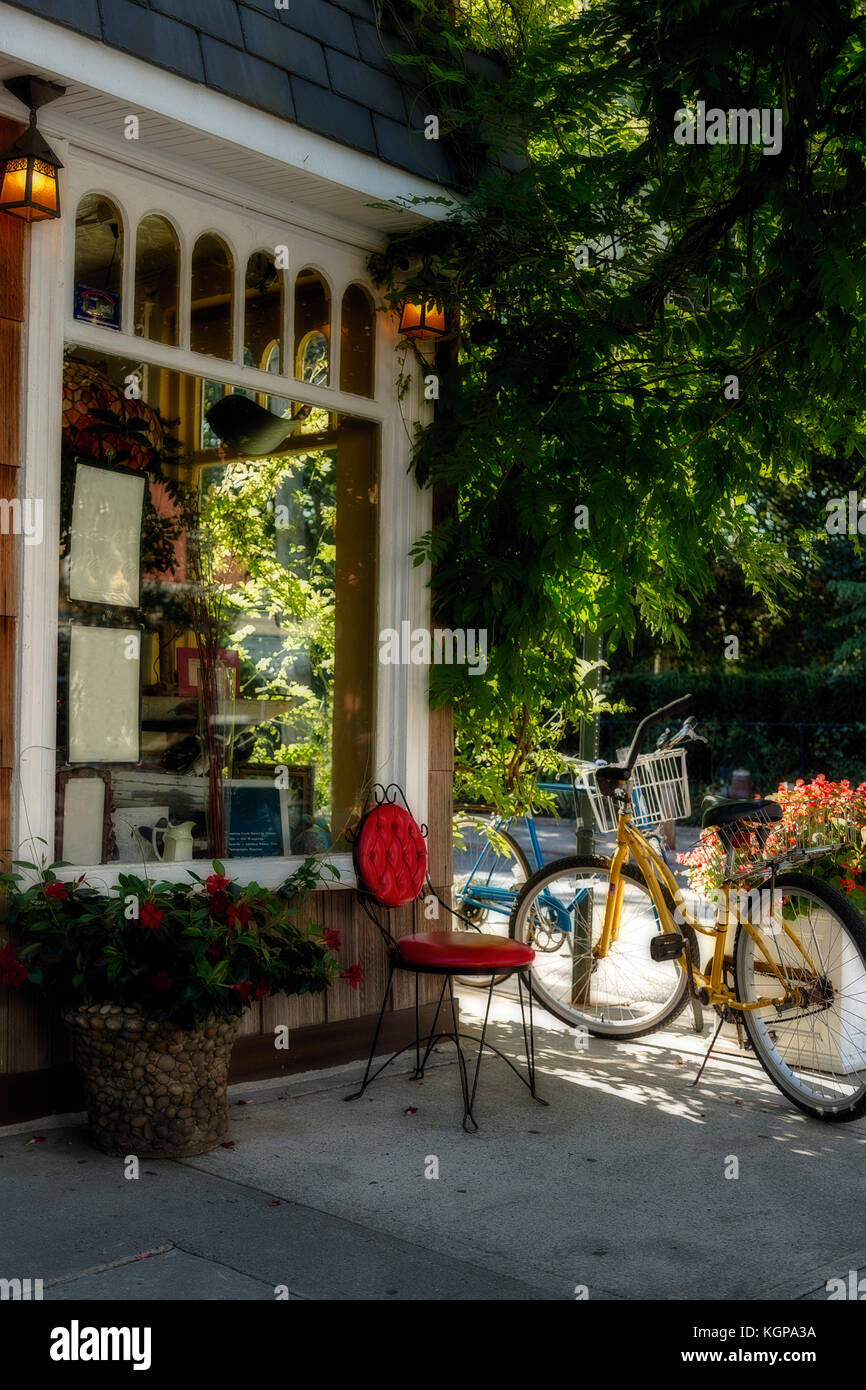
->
[[17, 145, 432, 890]]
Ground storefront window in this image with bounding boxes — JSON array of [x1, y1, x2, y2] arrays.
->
[[294, 268, 330, 385], [245, 250, 283, 372], [190, 233, 233, 360], [73, 194, 124, 328], [340, 284, 375, 398], [57, 346, 377, 867], [134, 214, 180, 346]]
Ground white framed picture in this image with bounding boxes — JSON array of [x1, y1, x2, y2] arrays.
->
[[111, 805, 171, 864], [56, 769, 110, 865], [69, 462, 145, 608], [68, 625, 141, 764]]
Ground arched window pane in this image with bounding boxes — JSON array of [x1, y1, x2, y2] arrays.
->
[[245, 251, 282, 372], [74, 194, 123, 326], [294, 268, 330, 385], [134, 214, 179, 345], [340, 283, 375, 398], [190, 234, 233, 360]]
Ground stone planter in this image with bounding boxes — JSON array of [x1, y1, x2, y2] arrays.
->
[[63, 1005, 240, 1158]]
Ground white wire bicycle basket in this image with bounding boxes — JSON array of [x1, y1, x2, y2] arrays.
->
[[578, 748, 691, 835], [703, 801, 860, 883]]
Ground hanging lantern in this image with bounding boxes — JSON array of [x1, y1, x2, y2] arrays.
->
[[0, 76, 65, 222], [398, 297, 447, 340]]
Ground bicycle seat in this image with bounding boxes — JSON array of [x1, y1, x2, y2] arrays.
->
[[594, 765, 629, 796], [701, 795, 782, 830]]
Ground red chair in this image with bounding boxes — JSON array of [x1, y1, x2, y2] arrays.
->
[[345, 785, 548, 1132]]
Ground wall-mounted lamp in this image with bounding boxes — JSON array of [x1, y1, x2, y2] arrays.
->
[[0, 76, 66, 222], [398, 297, 447, 340]]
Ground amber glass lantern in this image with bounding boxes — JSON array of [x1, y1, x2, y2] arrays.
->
[[398, 297, 447, 340], [0, 77, 65, 223]]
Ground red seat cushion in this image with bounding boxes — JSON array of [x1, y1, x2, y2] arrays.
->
[[393, 931, 534, 973], [354, 802, 427, 907]]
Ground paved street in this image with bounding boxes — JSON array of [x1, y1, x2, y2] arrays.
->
[[3, 981, 865, 1301]]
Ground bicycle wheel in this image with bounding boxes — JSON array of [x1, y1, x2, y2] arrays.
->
[[453, 822, 531, 987], [508, 855, 695, 1037], [734, 873, 866, 1121]]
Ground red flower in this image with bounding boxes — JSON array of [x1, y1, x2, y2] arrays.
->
[[0, 942, 27, 988], [254, 983, 271, 999], [841, 878, 858, 894], [340, 962, 362, 990], [226, 903, 253, 929], [232, 980, 253, 1001], [323, 928, 341, 952], [138, 902, 164, 931], [150, 970, 174, 992], [208, 892, 230, 916], [206, 874, 231, 894], [44, 882, 69, 901], [206, 944, 223, 962]]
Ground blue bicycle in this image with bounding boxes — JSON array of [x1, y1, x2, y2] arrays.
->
[[452, 779, 581, 984], [453, 722, 698, 986]]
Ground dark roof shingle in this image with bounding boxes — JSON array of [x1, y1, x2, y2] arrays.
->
[[5, 0, 470, 185]]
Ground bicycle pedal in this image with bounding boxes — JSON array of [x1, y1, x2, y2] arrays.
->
[[650, 933, 686, 962]]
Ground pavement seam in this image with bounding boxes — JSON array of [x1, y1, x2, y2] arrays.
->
[[167, 1241, 306, 1297], [751, 1244, 866, 1301], [42, 1243, 177, 1289], [172, 1156, 565, 1299]]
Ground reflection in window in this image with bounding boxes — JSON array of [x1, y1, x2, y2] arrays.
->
[[57, 349, 377, 863], [134, 214, 180, 346], [74, 194, 124, 327], [190, 233, 233, 360], [294, 269, 330, 385], [245, 251, 282, 372], [340, 284, 375, 398]]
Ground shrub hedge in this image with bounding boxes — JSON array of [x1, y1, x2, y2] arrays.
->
[[599, 669, 866, 792]]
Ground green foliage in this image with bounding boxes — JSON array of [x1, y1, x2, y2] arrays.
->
[[200, 451, 336, 811], [373, 0, 866, 808], [602, 667, 866, 788], [0, 859, 340, 1028]]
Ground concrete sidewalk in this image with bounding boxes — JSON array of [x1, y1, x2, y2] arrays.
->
[[3, 986, 866, 1301]]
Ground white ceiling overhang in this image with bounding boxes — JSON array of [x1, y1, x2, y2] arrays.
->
[[0, 1, 455, 249]]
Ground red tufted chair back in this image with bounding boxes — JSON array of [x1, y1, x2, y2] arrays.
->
[[353, 802, 427, 908]]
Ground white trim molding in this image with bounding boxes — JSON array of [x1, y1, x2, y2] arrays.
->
[[14, 141, 433, 887]]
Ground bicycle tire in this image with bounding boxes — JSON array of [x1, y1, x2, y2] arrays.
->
[[508, 854, 697, 1037], [734, 873, 866, 1122], [454, 828, 532, 988]]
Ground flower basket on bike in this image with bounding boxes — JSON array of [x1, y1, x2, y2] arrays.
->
[[697, 796, 859, 885]]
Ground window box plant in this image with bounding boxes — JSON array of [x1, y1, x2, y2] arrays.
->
[[0, 857, 337, 1157]]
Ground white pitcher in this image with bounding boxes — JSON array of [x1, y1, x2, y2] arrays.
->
[[152, 820, 196, 863]]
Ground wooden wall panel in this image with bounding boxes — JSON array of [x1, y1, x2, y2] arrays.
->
[[0, 121, 27, 1086], [0, 318, 22, 475], [0, 118, 25, 325], [0, 617, 15, 772]]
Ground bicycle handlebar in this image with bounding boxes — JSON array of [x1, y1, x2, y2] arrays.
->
[[623, 694, 692, 775]]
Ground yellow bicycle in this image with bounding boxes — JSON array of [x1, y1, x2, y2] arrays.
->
[[508, 696, 866, 1121]]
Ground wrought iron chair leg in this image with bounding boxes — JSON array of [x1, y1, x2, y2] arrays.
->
[[463, 975, 496, 1128], [344, 961, 395, 1101], [412, 975, 449, 1080], [517, 970, 548, 1106], [447, 976, 479, 1133]]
